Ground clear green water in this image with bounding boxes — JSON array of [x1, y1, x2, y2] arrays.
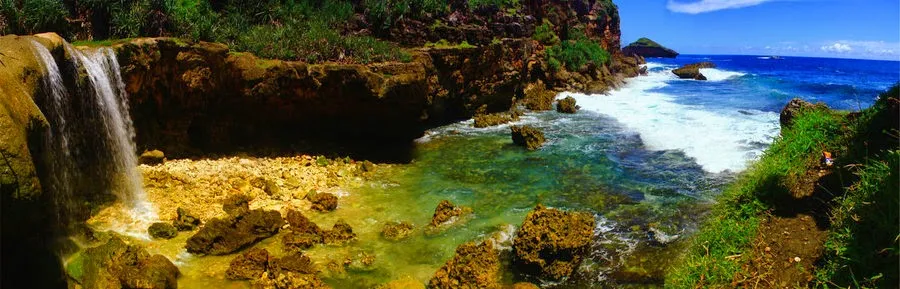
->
[[97, 110, 733, 288]]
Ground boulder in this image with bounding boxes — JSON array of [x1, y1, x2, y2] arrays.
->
[[513, 205, 595, 280], [73, 235, 179, 289], [226, 248, 271, 280], [322, 220, 357, 245], [429, 200, 473, 228], [428, 241, 501, 289], [671, 62, 716, 80], [310, 193, 338, 212], [282, 210, 325, 251], [222, 194, 252, 216], [381, 221, 415, 241], [524, 81, 555, 111], [473, 112, 518, 128], [139, 150, 166, 165], [172, 207, 202, 231], [510, 125, 545, 151], [556, 96, 579, 114], [185, 209, 284, 255], [622, 38, 679, 58], [148, 222, 177, 239]]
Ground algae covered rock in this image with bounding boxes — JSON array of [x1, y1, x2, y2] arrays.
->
[[381, 221, 415, 241], [139, 149, 166, 165], [510, 125, 545, 151], [148, 222, 177, 239], [173, 207, 202, 231], [513, 205, 595, 280], [74, 235, 179, 289], [429, 200, 473, 228], [226, 248, 271, 280], [322, 220, 357, 245], [473, 112, 518, 128], [185, 208, 284, 255], [428, 241, 501, 289], [556, 96, 579, 114], [671, 62, 716, 80], [524, 81, 555, 111], [310, 193, 338, 212], [282, 210, 325, 251]]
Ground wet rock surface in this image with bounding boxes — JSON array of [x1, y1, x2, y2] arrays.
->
[[148, 222, 177, 239], [226, 248, 326, 288], [672, 62, 716, 80], [309, 193, 338, 212], [511, 125, 546, 151], [381, 221, 415, 241], [139, 149, 166, 165], [429, 200, 473, 228], [70, 235, 179, 289], [428, 240, 501, 289], [282, 210, 325, 251], [322, 220, 357, 245], [556, 96, 579, 114], [524, 81, 556, 111], [172, 207, 202, 231], [226, 248, 272, 280], [185, 207, 284, 255], [513, 205, 596, 281]]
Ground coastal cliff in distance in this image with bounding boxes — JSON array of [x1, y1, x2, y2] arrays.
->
[[622, 37, 679, 58]]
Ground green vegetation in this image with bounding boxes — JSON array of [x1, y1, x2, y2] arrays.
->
[[424, 39, 476, 49], [545, 38, 611, 71], [667, 86, 899, 288], [633, 37, 664, 48], [1, 0, 69, 37], [532, 20, 559, 46], [468, 0, 518, 10]]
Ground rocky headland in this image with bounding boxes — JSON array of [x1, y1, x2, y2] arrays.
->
[[622, 37, 679, 58]]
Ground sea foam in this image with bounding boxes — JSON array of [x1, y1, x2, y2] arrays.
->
[[560, 64, 779, 173], [699, 68, 746, 81]]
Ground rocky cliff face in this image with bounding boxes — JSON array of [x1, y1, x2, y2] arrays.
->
[[116, 36, 641, 160]]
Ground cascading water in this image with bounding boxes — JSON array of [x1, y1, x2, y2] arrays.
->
[[30, 41, 156, 237]]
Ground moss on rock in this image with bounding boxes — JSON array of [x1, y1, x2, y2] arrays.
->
[[428, 241, 501, 289], [513, 205, 595, 280], [556, 96, 579, 114], [381, 221, 415, 241], [510, 125, 545, 151]]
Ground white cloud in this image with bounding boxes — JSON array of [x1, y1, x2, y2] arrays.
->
[[667, 0, 775, 14], [821, 42, 853, 53]]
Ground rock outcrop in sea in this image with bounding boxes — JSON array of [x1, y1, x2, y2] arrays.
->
[[513, 205, 595, 280], [622, 37, 679, 58], [511, 125, 546, 150], [672, 62, 717, 80]]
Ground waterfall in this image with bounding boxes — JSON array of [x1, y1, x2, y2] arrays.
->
[[30, 41, 156, 237]]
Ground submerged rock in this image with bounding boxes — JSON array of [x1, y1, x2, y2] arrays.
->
[[185, 209, 284, 255], [429, 200, 473, 228], [282, 210, 325, 251], [173, 207, 202, 231], [139, 149, 166, 165], [148, 222, 177, 239], [310, 193, 338, 212], [556, 96, 579, 114], [510, 125, 545, 151], [428, 241, 501, 289], [381, 221, 415, 241], [513, 205, 595, 281], [377, 276, 426, 289], [322, 220, 357, 245], [226, 248, 326, 288], [252, 271, 329, 289], [671, 62, 716, 80], [72, 235, 179, 289]]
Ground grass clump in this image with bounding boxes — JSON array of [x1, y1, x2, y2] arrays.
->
[[543, 27, 610, 71], [424, 39, 476, 49], [532, 20, 559, 46]]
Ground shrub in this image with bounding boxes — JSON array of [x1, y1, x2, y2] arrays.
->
[[545, 38, 610, 71], [532, 20, 559, 46], [1, 0, 70, 36], [468, 0, 518, 9]]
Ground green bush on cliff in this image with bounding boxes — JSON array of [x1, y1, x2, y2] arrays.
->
[[468, 0, 518, 9], [533, 20, 559, 46], [1, 0, 70, 37], [365, 0, 448, 31], [545, 38, 611, 71]]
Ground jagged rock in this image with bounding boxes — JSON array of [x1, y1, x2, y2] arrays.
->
[[524, 81, 555, 111], [282, 210, 325, 251], [381, 221, 415, 241], [251, 271, 329, 289], [286, 210, 322, 234], [428, 241, 501, 289], [429, 200, 473, 228], [672, 62, 716, 80], [322, 220, 357, 245], [72, 235, 179, 289], [360, 160, 376, 172], [513, 205, 595, 280], [473, 112, 517, 128], [780, 98, 827, 130], [556, 96, 579, 114], [148, 222, 177, 239], [310, 193, 338, 212], [173, 207, 202, 231], [223, 194, 253, 216], [185, 209, 284, 255], [226, 248, 271, 280], [510, 125, 545, 151], [270, 252, 318, 275], [139, 150, 166, 165], [622, 38, 679, 58]]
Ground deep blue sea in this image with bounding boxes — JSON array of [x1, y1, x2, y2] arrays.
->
[[326, 55, 900, 286]]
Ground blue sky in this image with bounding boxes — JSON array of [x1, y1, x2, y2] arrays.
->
[[618, 0, 900, 60]]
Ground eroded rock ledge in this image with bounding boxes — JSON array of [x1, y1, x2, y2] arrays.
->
[[113, 37, 642, 160]]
